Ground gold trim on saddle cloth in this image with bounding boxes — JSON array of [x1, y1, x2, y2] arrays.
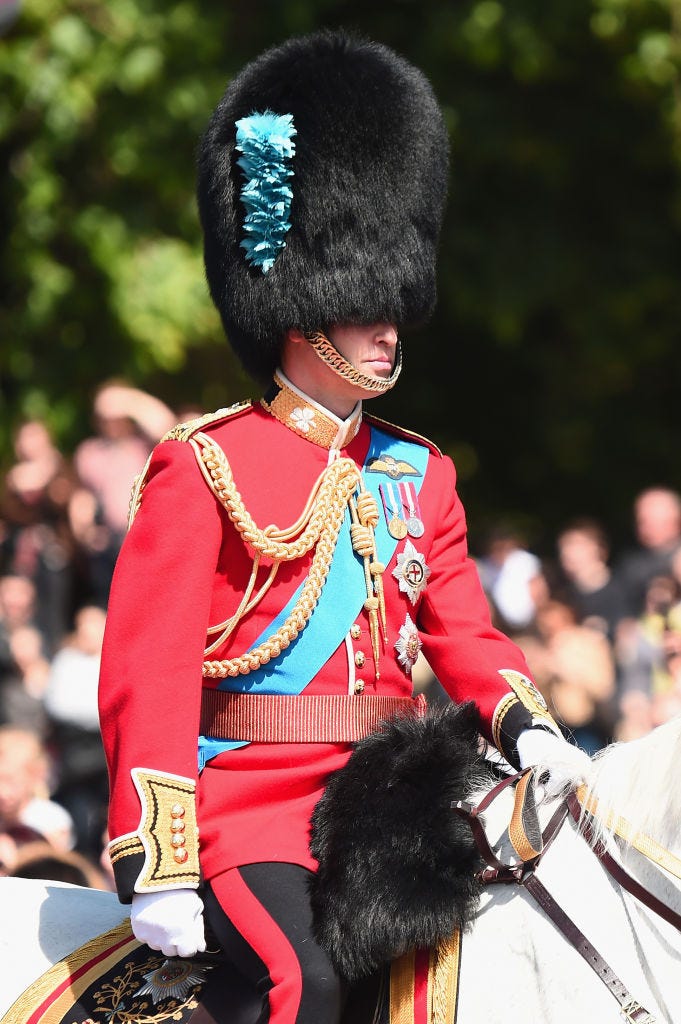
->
[[1, 920, 213, 1024], [389, 932, 461, 1024], [200, 690, 427, 743], [0, 921, 137, 1024]]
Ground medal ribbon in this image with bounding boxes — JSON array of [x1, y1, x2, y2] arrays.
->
[[379, 482, 407, 536], [400, 481, 421, 521]]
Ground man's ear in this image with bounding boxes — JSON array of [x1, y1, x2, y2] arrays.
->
[[285, 328, 307, 345]]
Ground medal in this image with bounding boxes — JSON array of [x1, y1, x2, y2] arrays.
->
[[395, 612, 422, 674], [400, 482, 424, 538], [392, 540, 431, 605], [407, 516, 424, 538], [388, 516, 408, 540], [380, 483, 408, 539]]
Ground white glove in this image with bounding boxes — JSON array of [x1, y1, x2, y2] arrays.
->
[[131, 889, 206, 958], [516, 728, 592, 799]]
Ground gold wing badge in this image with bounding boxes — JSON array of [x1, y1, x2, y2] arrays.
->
[[366, 455, 421, 480]]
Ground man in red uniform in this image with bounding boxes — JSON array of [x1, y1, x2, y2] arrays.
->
[[99, 30, 589, 1024]]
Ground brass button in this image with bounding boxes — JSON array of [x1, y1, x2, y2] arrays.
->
[[171, 834, 186, 848], [170, 803, 185, 818], [354, 651, 366, 668], [350, 624, 361, 640], [173, 848, 189, 864], [170, 819, 186, 833], [354, 679, 365, 694]]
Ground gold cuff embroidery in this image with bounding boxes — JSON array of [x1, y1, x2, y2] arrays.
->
[[492, 669, 559, 755], [129, 768, 200, 892], [108, 833, 144, 865]]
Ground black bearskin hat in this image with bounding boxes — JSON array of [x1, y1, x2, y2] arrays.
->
[[197, 30, 450, 382]]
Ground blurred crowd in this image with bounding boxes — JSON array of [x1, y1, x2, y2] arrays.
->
[[2, 382, 681, 888], [471, 487, 681, 753], [0, 383, 178, 888]]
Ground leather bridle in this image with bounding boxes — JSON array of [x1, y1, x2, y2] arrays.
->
[[452, 768, 680, 1024]]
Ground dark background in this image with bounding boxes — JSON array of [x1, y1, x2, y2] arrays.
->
[[3, 0, 681, 555]]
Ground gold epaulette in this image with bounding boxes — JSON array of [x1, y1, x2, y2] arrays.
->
[[364, 412, 442, 458], [127, 401, 253, 528], [160, 400, 253, 442]]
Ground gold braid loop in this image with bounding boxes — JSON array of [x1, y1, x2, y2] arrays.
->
[[202, 494, 349, 677], [349, 488, 387, 679], [192, 434, 363, 678], [191, 432, 358, 564], [355, 489, 380, 527], [350, 524, 375, 558]]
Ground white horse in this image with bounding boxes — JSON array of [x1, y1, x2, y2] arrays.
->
[[1, 717, 680, 1023], [453, 716, 681, 1023]]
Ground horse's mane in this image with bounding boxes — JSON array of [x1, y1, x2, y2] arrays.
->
[[579, 714, 681, 853]]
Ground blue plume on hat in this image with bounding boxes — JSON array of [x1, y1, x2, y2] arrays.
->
[[235, 110, 296, 273]]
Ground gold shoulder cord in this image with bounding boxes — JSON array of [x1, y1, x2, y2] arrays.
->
[[127, 451, 153, 530], [191, 432, 387, 679]]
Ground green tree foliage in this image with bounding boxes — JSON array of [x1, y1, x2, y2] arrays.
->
[[2, 0, 681, 549]]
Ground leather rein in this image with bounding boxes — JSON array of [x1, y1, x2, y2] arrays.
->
[[452, 768, 681, 1024]]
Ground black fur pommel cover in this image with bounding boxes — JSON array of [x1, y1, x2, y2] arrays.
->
[[309, 702, 490, 982], [197, 30, 449, 382]]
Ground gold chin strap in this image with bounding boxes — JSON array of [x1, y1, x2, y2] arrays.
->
[[305, 329, 402, 394]]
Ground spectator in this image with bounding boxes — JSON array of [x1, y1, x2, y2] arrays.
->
[[615, 487, 681, 619], [70, 383, 175, 605], [1, 420, 78, 654], [476, 527, 547, 633], [10, 839, 107, 888], [0, 575, 43, 677], [0, 625, 50, 735], [519, 597, 616, 753], [0, 726, 75, 853], [616, 574, 681, 738], [43, 605, 108, 857], [0, 573, 38, 635], [555, 518, 627, 642]]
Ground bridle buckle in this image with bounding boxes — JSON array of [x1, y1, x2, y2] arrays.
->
[[621, 998, 656, 1023]]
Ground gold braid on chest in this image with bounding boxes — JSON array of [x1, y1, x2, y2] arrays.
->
[[190, 432, 386, 679]]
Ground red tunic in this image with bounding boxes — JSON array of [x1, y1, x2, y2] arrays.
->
[[99, 384, 556, 900]]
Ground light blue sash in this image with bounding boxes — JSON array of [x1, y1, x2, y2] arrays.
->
[[198, 424, 429, 768]]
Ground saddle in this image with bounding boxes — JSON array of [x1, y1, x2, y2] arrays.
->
[[0, 923, 249, 1024]]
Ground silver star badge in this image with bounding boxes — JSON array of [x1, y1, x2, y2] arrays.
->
[[137, 958, 214, 1004], [395, 613, 422, 674], [392, 540, 431, 605]]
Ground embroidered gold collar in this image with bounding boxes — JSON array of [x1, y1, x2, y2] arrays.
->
[[261, 371, 362, 450]]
